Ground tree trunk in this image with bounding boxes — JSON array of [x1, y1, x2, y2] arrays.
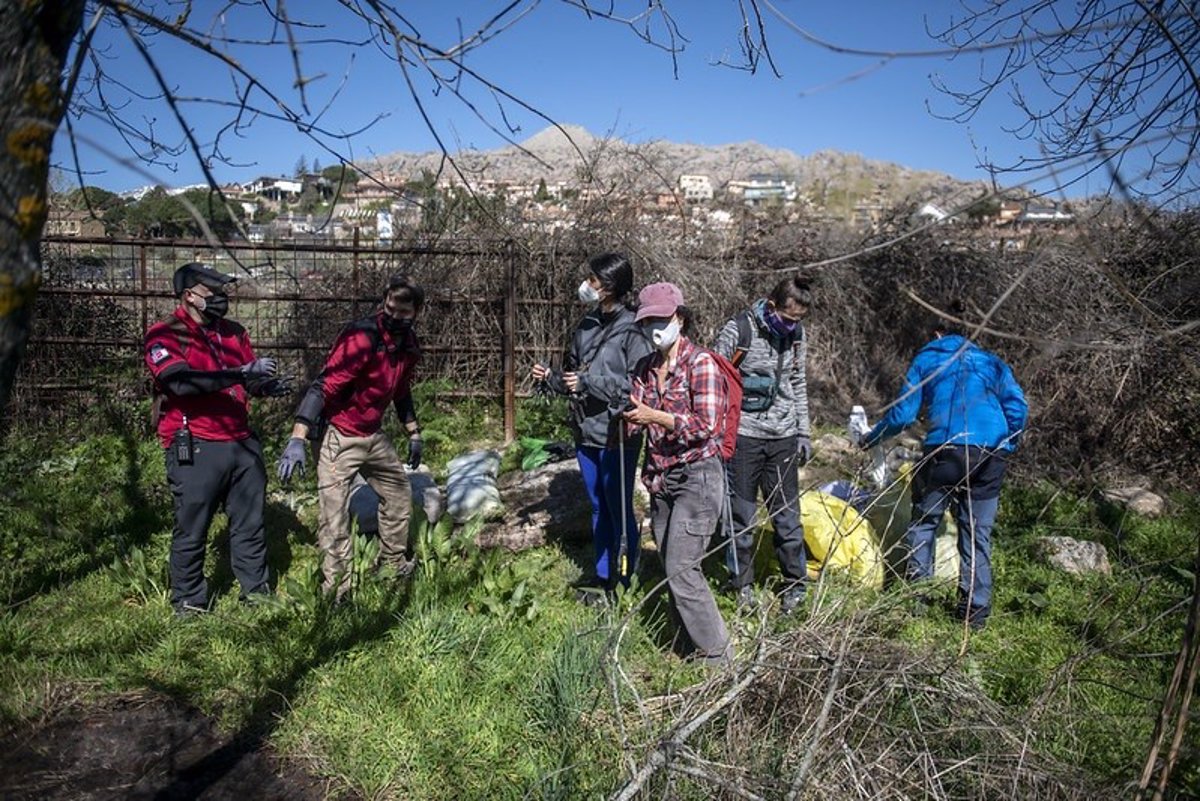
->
[[0, 1, 84, 418]]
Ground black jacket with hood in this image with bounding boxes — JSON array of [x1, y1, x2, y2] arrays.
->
[[546, 305, 653, 449]]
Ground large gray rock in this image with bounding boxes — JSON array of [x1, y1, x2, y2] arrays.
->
[[1102, 486, 1165, 518], [1038, 536, 1112, 576], [476, 459, 593, 551]]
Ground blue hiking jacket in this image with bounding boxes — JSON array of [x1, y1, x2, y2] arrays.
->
[[863, 335, 1028, 452]]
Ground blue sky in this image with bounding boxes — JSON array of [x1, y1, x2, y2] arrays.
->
[[56, 2, 1111, 197]]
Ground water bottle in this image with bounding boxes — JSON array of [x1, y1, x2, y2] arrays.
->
[[848, 405, 870, 445]]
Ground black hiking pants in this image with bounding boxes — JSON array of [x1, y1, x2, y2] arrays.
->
[[165, 437, 270, 610], [725, 434, 807, 590]]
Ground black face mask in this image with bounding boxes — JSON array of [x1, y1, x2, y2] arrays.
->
[[201, 294, 229, 321], [385, 315, 413, 335]]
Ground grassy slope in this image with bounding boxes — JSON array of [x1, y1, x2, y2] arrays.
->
[[0, 402, 1196, 798]]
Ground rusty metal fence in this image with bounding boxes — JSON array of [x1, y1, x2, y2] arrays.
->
[[16, 236, 585, 440]]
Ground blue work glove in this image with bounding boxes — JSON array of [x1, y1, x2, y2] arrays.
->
[[277, 436, 307, 482], [241, 357, 278, 380], [406, 434, 424, 470], [797, 435, 813, 465]]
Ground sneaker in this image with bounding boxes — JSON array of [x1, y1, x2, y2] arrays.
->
[[735, 585, 758, 610], [780, 586, 805, 615]]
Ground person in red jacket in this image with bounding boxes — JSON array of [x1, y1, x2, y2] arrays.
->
[[277, 274, 424, 601], [145, 262, 291, 616]]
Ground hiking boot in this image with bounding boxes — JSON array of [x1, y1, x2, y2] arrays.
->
[[239, 590, 274, 608], [393, 556, 417, 578], [735, 585, 758, 610], [575, 586, 611, 608], [174, 602, 209, 619], [687, 649, 734, 669], [572, 575, 607, 590], [779, 586, 805, 615], [908, 593, 935, 615], [380, 556, 417, 582], [956, 604, 990, 630]]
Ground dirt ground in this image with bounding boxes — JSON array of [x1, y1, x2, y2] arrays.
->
[[0, 693, 340, 800]]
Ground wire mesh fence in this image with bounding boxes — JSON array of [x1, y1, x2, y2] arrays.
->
[[15, 236, 584, 438]]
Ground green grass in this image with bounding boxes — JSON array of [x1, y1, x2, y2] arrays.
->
[[0, 392, 638, 798], [1, 398, 1197, 797], [897, 483, 1199, 786]]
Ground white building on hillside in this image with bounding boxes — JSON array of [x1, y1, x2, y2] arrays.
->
[[915, 202, 951, 222], [679, 174, 714, 202], [727, 175, 797, 206], [246, 176, 303, 201]]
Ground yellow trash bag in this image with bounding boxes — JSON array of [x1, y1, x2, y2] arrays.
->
[[800, 491, 885, 589]]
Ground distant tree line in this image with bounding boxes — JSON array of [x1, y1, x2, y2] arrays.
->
[[55, 162, 359, 239]]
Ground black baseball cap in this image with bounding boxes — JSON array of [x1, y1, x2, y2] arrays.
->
[[173, 262, 237, 296]]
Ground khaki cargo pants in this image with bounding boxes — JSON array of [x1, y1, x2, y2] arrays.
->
[[316, 427, 411, 598]]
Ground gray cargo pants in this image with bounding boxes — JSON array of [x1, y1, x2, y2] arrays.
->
[[650, 456, 731, 662], [316, 427, 411, 598]]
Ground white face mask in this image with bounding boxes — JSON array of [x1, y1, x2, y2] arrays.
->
[[578, 280, 601, 304], [649, 319, 681, 350]]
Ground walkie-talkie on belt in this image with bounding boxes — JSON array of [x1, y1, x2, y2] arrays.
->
[[175, 415, 194, 465]]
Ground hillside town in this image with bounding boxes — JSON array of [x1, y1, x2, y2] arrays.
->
[[46, 133, 1079, 252]]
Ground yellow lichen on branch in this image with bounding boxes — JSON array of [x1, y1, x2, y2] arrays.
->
[[24, 82, 58, 116], [14, 195, 48, 238], [7, 124, 51, 167], [0, 271, 42, 317]]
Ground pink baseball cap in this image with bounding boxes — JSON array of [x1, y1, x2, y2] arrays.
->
[[635, 282, 684, 322]]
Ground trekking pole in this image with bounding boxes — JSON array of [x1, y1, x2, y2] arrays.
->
[[726, 459, 739, 582], [617, 414, 629, 586]]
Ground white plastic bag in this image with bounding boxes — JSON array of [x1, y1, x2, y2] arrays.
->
[[848, 405, 888, 489], [445, 450, 503, 522]]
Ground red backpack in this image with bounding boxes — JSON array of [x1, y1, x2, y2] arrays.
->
[[693, 347, 743, 461]]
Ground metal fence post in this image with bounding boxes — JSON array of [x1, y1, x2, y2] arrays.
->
[[352, 226, 361, 318], [502, 242, 517, 444], [138, 243, 148, 334]]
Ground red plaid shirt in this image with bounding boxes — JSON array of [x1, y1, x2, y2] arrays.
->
[[629, 337, 722, 493]]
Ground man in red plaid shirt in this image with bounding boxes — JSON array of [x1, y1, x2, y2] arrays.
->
[[626, 282, 731, 665]]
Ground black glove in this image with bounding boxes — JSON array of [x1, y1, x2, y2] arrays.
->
[[252, 376, 294, 398], [406, 434, 423, 470], [797, 435, 813, 465], [241, 357, 278, 380], [277, 436, 307, 482]]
